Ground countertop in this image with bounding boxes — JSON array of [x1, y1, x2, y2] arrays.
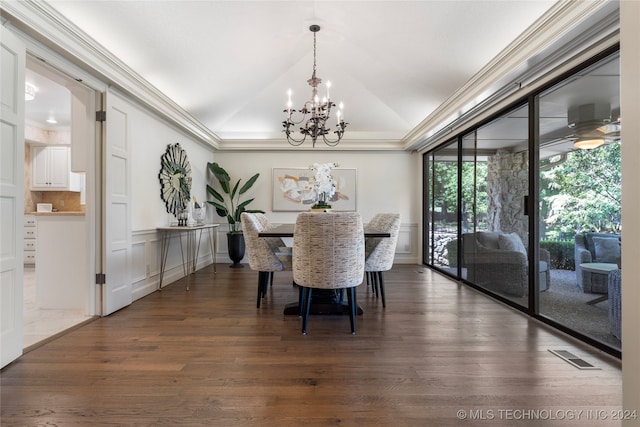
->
[[27, 211, 85, 216]]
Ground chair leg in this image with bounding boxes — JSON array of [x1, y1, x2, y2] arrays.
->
[[257, 271, 271, 308], [270, 271, 274, 287], [371, 272, 379, 298], [378, 271, 386, 308], [256, 272, 266, 308], [302, 288, 313, 335], [264, 273, 270, 296], [347, 287, 356, 334], [297, 283, 303, 317]]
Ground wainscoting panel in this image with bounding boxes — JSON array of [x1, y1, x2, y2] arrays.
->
[[131, 241, 146, 283], [131, 229, 218, 301]]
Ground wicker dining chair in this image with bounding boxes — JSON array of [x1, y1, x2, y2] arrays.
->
[[293, 212, 365, 334], [364, 213, 401, 308], [240, 213, 292, 308]]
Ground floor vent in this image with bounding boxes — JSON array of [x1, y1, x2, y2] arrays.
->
[[549, 349, 600, 370]]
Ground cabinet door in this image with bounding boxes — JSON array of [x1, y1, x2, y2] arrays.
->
[[31, 146, 50, 188], [30, 146, 71, 190], [48, 146, 70, 188]]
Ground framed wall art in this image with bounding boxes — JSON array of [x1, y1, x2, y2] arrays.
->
[[272, 167, 357, 212]]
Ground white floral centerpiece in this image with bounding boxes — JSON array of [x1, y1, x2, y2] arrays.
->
[[310, 162, 338, 210]]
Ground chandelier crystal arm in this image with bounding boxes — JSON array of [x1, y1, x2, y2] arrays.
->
[[283, 24, 347, 148]]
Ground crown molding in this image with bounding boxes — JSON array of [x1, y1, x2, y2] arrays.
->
[[1, 0, 221, 149], [215, 138, 406, 152], [402, 0, 618, 152]]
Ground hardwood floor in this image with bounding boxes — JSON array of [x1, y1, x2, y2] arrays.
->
[[1, 264, 622, 426]]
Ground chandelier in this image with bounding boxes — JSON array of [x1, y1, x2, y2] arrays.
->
[[283, 25, 347, 148]]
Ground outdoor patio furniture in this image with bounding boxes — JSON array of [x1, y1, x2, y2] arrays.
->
[[608, 268, 621, 340], [461, 231, 550, 297], [575, 232, 620, 293]]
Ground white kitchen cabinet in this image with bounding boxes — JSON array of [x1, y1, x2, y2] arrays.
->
[[24, 215, 36, 265], [30, 145, 81, 191]]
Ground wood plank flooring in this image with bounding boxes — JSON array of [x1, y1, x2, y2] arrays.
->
[[1, 264, 622, 426]]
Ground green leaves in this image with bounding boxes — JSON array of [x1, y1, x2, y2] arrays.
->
[[206, 162, 264, 232]]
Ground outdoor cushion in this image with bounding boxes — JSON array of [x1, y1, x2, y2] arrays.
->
[[476, 231, 501, 249], [498, 232, 527, 257], [592, 236, 620, 263]]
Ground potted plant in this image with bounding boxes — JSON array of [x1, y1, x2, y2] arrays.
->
[[206, 162, 263, 268]]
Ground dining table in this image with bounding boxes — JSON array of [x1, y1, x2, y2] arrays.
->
[[258, 223, 391, 239], [258, 223, 391, 315]]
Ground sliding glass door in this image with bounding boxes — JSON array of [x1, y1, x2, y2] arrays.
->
[[424, 49, 621, 355], [460, 105, 530, 307], [425, 141, 459, 274], [536, 52, 621, 351]]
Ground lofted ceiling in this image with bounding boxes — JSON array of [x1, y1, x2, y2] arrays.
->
[[24, 1, 567, 149]]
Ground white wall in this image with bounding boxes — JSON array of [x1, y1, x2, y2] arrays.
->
[[124, 97, 216, 300], [213, 150, 422, 263], [130, 107, 214, 231], [620, 1, 640, 424]]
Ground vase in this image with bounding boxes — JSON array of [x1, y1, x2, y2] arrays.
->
[[192, 206, 206, 225], [310, 207, 332, 213], [227, 232, 245, 268]]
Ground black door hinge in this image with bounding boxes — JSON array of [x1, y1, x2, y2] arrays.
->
[[96, 273, 106, 285], [96, 111, 106, 122]]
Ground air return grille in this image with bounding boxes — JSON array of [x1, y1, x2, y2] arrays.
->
[[549, 349, 600, 370]]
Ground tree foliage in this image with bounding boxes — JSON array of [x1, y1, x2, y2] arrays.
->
[[430, 160, 488, 229], [428, 142, 620, 240], [540, 142, 621, 239]]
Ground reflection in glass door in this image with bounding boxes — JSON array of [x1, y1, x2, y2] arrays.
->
[[459, 105, 530, 308], [537, 52, 621, 351], [426, 141, 459, 275]]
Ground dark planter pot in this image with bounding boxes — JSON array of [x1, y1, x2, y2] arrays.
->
[[227, 232, 245, 268]]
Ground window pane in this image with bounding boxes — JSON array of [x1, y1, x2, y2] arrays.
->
[[427, 140, 459, 273], [537, 52, 621, 351], [460, 104, 529, 307]]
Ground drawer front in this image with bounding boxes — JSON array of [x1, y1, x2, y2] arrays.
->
[[24, 215, 36, 227], [24, 228, 37, 239], [24, 239, 36, 251], [24, 251, 36, 264]]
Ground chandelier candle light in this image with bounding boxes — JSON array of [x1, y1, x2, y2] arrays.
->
[[283, 25, 347, 148]]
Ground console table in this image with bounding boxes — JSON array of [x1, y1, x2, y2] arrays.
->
[[157, 224, 219, 290]]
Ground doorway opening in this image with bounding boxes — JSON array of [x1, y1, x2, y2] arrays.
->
[[23, 55, 97, 349]]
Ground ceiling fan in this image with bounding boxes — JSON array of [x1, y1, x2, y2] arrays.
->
[[567, 103, 621, 149]]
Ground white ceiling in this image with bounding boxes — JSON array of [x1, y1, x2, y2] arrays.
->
[[27, 0, 561, 147]]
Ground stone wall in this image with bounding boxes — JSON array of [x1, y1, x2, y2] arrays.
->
[[432, 232, 457, 266], [486, 149, 528, 241]]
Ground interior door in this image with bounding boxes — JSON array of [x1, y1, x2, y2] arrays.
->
[[101, 90, 132, 315], [0, 27, 26, 368]]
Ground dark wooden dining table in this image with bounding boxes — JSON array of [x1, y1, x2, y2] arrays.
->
[[258, 223, 391, 315], [258, 223, 391, 239]]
